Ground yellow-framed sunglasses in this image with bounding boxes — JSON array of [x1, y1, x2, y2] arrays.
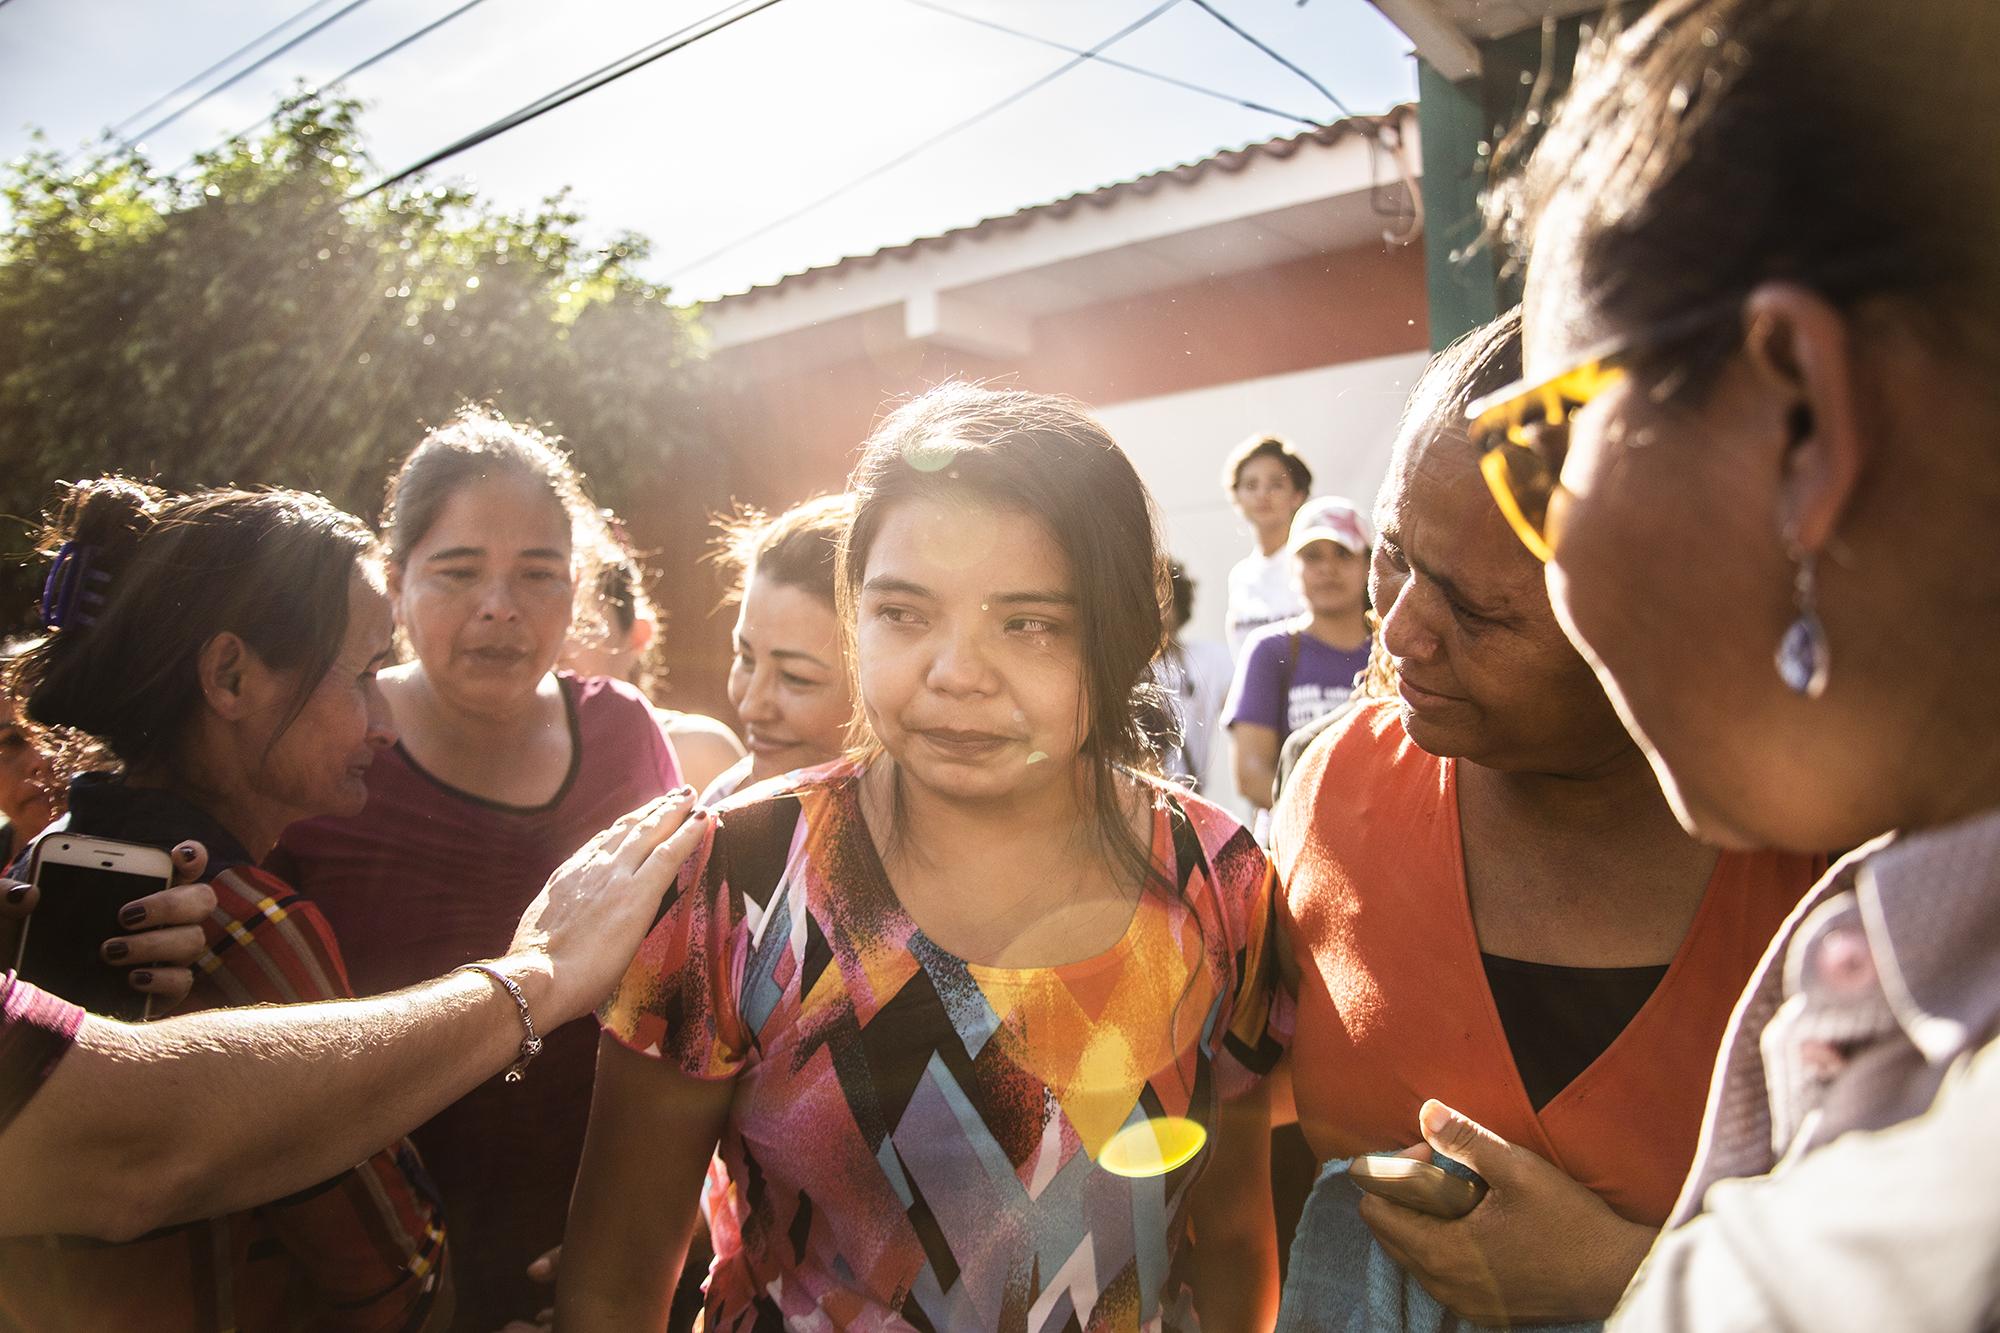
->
[[1464, 354, 1627, 563], [1466, 301, 1744, 561]]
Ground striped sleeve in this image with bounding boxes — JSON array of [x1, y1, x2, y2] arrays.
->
[[188, 869, 454, 1331], [189, 865, 353, 1007]]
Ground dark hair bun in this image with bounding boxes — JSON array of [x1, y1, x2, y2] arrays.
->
[[42, 476, 165, 592], [14, 480, 374, 775], [15, 478, 168, 741]]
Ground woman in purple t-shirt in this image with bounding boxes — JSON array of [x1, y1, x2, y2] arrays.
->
[[272, 409, 681, 1330], [1222, 496, 1374, 826]]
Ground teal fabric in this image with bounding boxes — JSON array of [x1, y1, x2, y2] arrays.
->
[[1276, 1158, 1603, 1333]]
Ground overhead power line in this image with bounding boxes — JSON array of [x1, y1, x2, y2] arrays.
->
[[901, 0, 1322, 128], [1186, 0, 1357, 121], [121, 0, 383, 152], [665, 0, 1184, 285], [105, 0, 348, 144], [1188, 1, 1412, 233], [179, 0, 501, 175], [351, 0, 789, 201], [1179, 0, 1412, 230]]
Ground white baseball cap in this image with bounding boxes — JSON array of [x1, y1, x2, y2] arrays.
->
[[1288, 496, 1371, 554]]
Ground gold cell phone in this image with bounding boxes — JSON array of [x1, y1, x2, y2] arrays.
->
[[1348, 1154, 1488, 1219]]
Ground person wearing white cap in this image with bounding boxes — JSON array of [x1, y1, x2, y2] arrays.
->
[[1221, 496, 1373, 835]]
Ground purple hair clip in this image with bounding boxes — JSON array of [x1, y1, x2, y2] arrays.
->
[[40, 541, 111, 631]]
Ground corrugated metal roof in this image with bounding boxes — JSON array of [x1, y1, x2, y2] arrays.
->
[[710, 103, 1416, 306]]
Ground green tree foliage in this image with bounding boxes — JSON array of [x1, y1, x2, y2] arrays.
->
[[0, 98, 706, 621]]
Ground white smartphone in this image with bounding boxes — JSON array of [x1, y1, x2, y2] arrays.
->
[[19, 834, 175, 1020]]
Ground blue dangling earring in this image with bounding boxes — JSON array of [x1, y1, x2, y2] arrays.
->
[[1776, 551, 1831, 698]]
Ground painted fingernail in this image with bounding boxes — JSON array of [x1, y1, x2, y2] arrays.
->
[[4, 883, 28, 905], [693, 808, 711, 821], [104, 939, 130, 961], [175, 844, 199, 864], [129, 970, 154, 988], [119, 902, 148, 927]]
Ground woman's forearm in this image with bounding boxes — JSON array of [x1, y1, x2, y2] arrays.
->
[[1231, 724, 1282, 809], [0, 788, 709, 1242], [559, 1035, 733, 1331], [0, 958, 550, 1240], [1190, 1087, 1281, 1332]]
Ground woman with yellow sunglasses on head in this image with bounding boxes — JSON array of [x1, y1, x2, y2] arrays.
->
[[1490, 0, 2000, 1327]]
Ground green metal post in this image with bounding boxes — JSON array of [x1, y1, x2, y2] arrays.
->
[[1416, 58, 1499, 351], [1414, 15, 1598, 349]]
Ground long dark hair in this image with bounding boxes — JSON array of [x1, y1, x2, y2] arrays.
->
[[837, 383, 1172, 892], [9, 478, 375, 775]]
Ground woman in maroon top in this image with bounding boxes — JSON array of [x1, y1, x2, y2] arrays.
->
[[273, 408, 681, 1330]]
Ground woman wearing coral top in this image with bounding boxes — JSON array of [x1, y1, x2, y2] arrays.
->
[[1271, 313, 1823, 1329]]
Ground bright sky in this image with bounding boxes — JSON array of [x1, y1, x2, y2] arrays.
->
[[0, 0, 1416, 304]]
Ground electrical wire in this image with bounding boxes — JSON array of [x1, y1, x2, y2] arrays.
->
[[120, 0, 382, 151], [900, 0, 1323, 128], [105, 0, 349, 144], [664, 0, 1184, 285], [1185, 0, 1356, 121], [177, 0, 502, 175], [1181, 0, 1417, 235], [350, 0, 787, 201]]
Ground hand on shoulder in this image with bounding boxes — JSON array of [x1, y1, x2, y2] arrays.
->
[[505, 788, 711, 1025]]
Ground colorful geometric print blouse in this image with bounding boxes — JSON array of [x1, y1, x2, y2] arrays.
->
[[603, 762, 1290, 1332]]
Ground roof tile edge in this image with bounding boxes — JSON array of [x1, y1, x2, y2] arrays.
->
[[699, 103, 1417, 308]]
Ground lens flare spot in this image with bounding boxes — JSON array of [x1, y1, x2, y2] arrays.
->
[[903, 438, 960, 473], [1100, 1116, 1207, 1178]]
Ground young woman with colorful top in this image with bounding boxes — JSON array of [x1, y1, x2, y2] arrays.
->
[[1269, 312, 1825, 1328], [271, 409, 682, 1330], [0, 478, 451, 1331], [701, 493, 856, 804], [1487, 2, 2000, 1322], [562, 384, 1290, 1331]]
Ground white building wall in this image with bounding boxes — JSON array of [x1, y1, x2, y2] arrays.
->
[[1092, 348, 1432, 806]]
